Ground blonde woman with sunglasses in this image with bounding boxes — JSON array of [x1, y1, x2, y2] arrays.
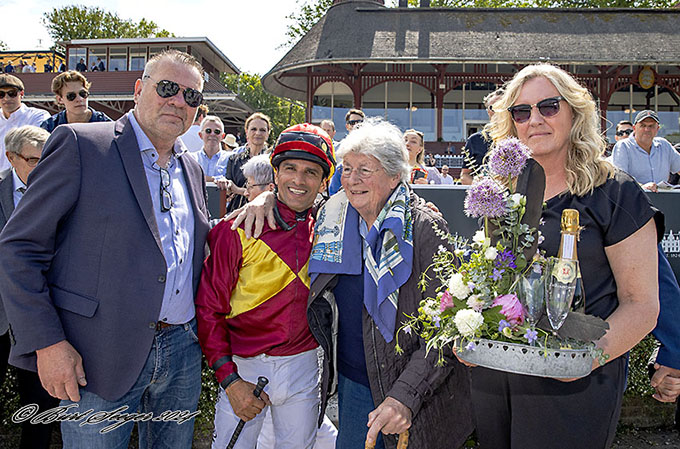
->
[[470, 64, 660, 449]]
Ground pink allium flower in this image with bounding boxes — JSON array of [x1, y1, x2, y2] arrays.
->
[[440, 290, 454, 311], [492, 294, 524, 325]]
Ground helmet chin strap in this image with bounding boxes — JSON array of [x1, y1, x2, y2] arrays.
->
[[272, 187, 309, 231]]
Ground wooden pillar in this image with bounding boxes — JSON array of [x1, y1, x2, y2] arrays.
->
[[352, 63, 362, 108], [306, 67, 313, 123], [434, 64, 447, 141]]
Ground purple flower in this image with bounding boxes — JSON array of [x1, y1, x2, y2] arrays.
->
[[464, 178, 506, 219], [466, 341, 477, 351], [524, 328, 538, 344], [498, 319, 510, 332], [495, 249, 517, 269], [487, 137, 531, 178], [491, 268, 505, 281]]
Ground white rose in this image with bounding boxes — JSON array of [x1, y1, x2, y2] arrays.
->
[[485, 247, 498, 260], [454, 309, 484, 338], [448, 273, 470, 300], [509, 193, 523, 207], [473, 230, 486, 245]]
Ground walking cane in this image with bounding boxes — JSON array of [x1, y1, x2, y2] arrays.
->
[[226, 376, 269, 449], [364, 430, 409, 449]]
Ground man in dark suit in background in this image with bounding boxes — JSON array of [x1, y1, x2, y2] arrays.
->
[[0, 125, 57, 449], [0, 50, 210, 449]]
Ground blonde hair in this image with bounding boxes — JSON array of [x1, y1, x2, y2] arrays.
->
[[404, 129, 425, 165], [487, 64, 614, 197]]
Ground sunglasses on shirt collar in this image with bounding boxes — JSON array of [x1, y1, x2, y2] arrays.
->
[[143, 76, 203, 108]]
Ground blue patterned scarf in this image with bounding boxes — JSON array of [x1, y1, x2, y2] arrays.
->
[[309, 183, 413, 343]]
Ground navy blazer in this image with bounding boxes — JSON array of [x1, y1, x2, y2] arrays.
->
[[0, 115, 210, 401], [0, 169, 14, 336]]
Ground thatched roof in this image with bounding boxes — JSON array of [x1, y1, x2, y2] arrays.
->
[[262, 2, 680, 100]]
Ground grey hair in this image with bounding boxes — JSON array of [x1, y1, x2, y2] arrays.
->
[[142, 50, 204, 90], [200, 115, 224, 130], [241, 154, 274, 185], [336, 117, 410, 183], [320, 119, 335, 131], [5, 125, 50, 154]]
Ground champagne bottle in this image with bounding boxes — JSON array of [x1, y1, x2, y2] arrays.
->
[[556, 209, 586, 312]]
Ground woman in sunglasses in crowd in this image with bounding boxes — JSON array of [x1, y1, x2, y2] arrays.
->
[[40, 71, 111, 133], [469, 64, 660, 448]]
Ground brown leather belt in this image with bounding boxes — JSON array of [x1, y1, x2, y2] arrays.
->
[[155, 321, 174, 330]]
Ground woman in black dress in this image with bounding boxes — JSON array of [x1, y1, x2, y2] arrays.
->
[[469, 64, 660, 448]]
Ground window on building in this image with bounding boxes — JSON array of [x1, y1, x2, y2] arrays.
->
[[129, 47, 147, 71], [108, 47, 127, 72], [68, 48, 86, 71]]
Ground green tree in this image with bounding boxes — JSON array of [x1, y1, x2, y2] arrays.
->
[[42, 5, 173, 43], [285, 0, 678, 47], [0, 41, 8, 51], [222, 72, 306, 142]]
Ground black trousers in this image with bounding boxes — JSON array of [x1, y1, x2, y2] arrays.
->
[[0, 331, 59, 449], [470, 356, 626, 449]]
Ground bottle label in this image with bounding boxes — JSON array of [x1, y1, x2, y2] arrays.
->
[[553, 259, 577, 284], [560, 234, 575, 259]]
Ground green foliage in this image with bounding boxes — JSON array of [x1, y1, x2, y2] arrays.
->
[[625, 334, 658, 398], [284, 0, 334, 48], [196, 360, 219, 436], [42, 6, 173, 43], [222, 72, 306, 143], [0, 41, 8, 51]]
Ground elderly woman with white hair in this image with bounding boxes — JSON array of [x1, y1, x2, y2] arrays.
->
[[240, 154, 275, 202], [307, 118, 473, 449]]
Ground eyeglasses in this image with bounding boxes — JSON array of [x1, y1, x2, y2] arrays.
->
[[144, 76, 203, 108], [616, 129, 633, 137], [347, 119, 364, 126], [203, 128, 222, 135], [15, 153, 40, 167], [0, 90, 19, 99], [507, 96, 565, 124], [245, 181, 270, 190], [159, 167, 173, 212], [65, 90, 89, 101], [340, 165, 381, 180]]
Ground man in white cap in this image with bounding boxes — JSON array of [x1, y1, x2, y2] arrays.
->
[[611, 109, 680, 192], [0, 74, 50, 172]]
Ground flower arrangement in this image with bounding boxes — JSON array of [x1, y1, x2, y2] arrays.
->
[[397, 138, 603, 371]]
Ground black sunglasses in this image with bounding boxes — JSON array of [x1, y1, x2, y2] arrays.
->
[[159, 167, 173, 213], [0, 90, 19, 99], [65, 90, 89, 101], [507, 96, 565, 124], [347, 119, 363, 126], [616, 129, 633, 137], [144, 76, 203, 108], [204, 128, 222, 134]]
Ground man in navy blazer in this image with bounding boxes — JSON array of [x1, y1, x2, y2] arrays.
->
[[0, 50, 210, 448]]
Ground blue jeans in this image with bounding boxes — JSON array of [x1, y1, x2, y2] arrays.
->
[[336, 373, 384, 449], [60, 319, 202, 449]]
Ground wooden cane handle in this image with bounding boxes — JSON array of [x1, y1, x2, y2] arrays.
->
[[364, 430, 409, 449], [397, 430, 409, 449]]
